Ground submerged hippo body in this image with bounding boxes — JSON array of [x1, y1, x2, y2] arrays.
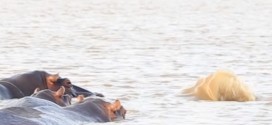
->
[[0, 92, 126, 125], [0, 87, 72, 125], [64, 97, 127, 122], [5, 87, 71, 108], [0, 70, 100, 99], [0, 107, 43, 125]]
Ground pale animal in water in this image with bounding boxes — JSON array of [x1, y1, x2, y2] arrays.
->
[[183, 70, 256, 101]]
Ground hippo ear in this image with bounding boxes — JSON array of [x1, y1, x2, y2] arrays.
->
[[76, 95, 84, 103], [48, 73, 60, 84], [33, 88, 40, 94], [109, 99, 121, 111], [55, 86, 65, 97]]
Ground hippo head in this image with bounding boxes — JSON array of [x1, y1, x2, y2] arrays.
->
[[45, 74, 75, 96], [75, 95, 127, 122], [32, 86, 72, 106], [80, 97, 126, 121], [55, 78, 74, 95]]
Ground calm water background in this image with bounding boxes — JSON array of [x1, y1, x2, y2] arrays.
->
[[1, 0, 272, 124]]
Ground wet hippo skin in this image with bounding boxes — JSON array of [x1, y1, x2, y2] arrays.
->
[[64, 97, 126, 122], [0, 70, 102, 99], [31, 86, 72, 107], [0, 93, 126, 125], [5, 87, 72, 108], [0, 70, 63, 99], [0, 87, 72, 125]]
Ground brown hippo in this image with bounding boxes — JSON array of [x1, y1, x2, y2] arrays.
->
[[0, 70, 103, 99], [0, 87, 72, 125], [31, 86, 72, 106], [5, 87, 72, 108], [64, 96, 127, 122], [0, 92, 126, 125]]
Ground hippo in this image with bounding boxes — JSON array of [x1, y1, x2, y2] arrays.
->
[[0, 89, 126, 125], [31, 86, 72, 107], [0, 87, 72, 125], [64, 96, 127, 122], [5, 86, 72, 108], [0, 70, 103, 99]]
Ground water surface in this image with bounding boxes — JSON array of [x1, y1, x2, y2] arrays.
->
[[1, 0, 272, 124]]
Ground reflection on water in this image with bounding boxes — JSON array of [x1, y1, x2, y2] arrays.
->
[[1, 0, 272, 124]]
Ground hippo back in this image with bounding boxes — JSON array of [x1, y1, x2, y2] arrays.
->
[[0, 109, 41, 125], [3, 97, 60, 108], [0, 70, 103, 100], [0, 98, 88, 125], [0, 71, 48, 98]]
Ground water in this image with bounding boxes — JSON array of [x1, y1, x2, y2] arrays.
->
[[1, 0, 272, 124]]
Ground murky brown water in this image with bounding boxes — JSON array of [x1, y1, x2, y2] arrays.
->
[[1, 0, 272, 124]]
